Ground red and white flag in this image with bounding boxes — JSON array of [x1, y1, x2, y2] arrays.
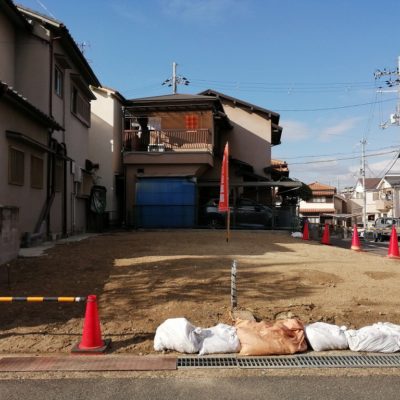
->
[[218, 142, 229, 212]]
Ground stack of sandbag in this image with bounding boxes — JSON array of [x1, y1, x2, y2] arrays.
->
[[235, 318, 307, 356], [305, 322, 349, 351], [153, 318, 240, 355], [345, 322, 400, 353], [154, 317, 203, 353], [198, 323, 241, 355]]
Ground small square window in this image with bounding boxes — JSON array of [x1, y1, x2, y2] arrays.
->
[[9, 147, 24, 186]]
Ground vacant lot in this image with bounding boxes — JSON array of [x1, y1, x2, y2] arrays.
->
[[0, 230, 399, 354]]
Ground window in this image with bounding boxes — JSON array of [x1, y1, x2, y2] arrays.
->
[[71, 85, 90, 126], [8, 147, 24, 186], [30, 155, 44, 189], [54, 66, 63, 97], [185, 114, 198, 130], [54, 157, 64, 192], [312, 197, 326, 203]]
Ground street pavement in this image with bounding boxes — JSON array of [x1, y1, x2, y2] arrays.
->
[[1, 375, 400, 400]]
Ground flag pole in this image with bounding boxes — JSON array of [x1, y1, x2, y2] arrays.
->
[[226, 208, 230, 243], [218, 142, 230, 243]]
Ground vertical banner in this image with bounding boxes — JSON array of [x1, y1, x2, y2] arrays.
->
[[218, 142, 230, 241]]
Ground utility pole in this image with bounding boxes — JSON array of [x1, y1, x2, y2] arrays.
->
[[361, 138, 367, 229], [162, 62, 190, 94], [374, 56, 400, 128]]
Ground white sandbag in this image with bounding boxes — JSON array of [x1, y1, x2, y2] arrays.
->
[[154, 317, 202, 353], [291, 232, 303, 238], [199, 323, 240, 355], [345, 323, 400, 353], [305, 322, 348, 351]]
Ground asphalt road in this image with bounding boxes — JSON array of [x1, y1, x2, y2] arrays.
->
[[1, 375, 400, 400], [330, 236, 389, 257]]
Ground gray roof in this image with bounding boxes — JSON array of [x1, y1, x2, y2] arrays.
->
[[199, 89, 280, 124]]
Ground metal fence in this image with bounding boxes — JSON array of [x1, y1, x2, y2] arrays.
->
[[128, 204, 300, 230]]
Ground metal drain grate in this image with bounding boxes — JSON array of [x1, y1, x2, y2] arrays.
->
[[177, 354, 400, 369], [177, 357, 237, 368]]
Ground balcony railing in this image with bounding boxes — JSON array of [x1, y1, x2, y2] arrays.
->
[[123, 129, 212, 152]]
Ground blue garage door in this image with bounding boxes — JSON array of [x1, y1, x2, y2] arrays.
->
[[135, 177, 196, 228]]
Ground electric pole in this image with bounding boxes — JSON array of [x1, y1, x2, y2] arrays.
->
[[162, 62, 190, 94], [361, 138, 367, 229], [374, 56, 400, 128]]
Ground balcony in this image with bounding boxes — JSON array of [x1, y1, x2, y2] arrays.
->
[[122, 129, 212, 153]]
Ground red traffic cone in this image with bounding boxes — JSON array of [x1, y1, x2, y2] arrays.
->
[[351, 225, 362, 251], [302, 221, 310, 240], [321, 223, 331, 245], [72, 295, 111, 353], [387, 225, 400, 259]]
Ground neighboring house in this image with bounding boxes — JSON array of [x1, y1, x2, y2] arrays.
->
[[0, 1, 101, 246], [299, 182, 347, 225], [121, 91, 299, 228], [376, 174, 400, 218], [89, 86, 125, 227], [345, 178, 381, 226]]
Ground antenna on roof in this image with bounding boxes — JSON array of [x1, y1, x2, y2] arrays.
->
[[162, 62, 190, 94]]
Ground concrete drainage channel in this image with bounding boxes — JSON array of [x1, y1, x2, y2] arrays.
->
[[177, 354, 400, 369]]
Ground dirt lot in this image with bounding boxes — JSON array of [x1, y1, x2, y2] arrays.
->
[[0, 230, 399, 355]]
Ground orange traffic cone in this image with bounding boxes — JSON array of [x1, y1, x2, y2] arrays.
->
[[302, 221, 310, 240], [72, 295, 111, 353], [351, 225, 362, 251], [387, 225, 400, 259], [321, 223, 331, 245]]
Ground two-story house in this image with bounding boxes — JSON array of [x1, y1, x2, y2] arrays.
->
[[299, 182, 347, 225], [121, 90, 299, 228], [344, 178, 381, 226], [0, 1, 101, 245]]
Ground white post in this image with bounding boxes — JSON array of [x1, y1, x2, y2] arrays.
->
[[231, 259, 237, 309]]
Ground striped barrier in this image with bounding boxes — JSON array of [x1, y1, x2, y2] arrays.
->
[[0, 296, 86, 302]]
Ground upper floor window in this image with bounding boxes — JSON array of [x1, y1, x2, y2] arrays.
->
[[8, 147, 24, 186], [312, 196, 326, 203], [185, 114, 199, 130], [30, 155, 44, 189], [71, 85, 90, 126], [54, 66, 64, 98]]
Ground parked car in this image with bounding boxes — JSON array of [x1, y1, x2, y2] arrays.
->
[[203, 198, 273, 229], [365, 217, 400, 242]]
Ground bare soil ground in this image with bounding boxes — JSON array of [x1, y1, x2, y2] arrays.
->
[[0, 230, 399, 355]]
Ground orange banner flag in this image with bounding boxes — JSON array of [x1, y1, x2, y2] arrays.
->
[[218, 142, 229, 212]]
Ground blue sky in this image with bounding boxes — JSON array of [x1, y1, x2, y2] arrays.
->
[[18, 0, 400, 189]]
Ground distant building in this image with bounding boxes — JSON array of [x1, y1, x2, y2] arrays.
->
[[299, 182, 347, 225]]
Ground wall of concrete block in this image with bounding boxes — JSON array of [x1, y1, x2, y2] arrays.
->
[[0, 206, 19, 265]]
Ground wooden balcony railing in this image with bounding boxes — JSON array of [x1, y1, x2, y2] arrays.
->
[[122, 129, 212, 152]]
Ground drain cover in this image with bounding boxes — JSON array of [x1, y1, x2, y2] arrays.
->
[[178, 357, 237, 368], [177, 354, 400, 369]]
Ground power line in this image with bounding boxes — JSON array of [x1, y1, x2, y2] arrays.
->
[[277, 145, 400, 160], [289, 149, 400, 166]]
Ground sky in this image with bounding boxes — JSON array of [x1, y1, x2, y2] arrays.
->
[[17, 0, 400, 190]]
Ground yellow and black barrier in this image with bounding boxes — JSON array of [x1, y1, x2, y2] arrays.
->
[[0, 296, 87, 302]]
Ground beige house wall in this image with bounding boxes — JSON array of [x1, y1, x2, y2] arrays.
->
[[219, 102, 272, 177], [15, 27, 50, 114], [0, 12, 16, 85], [0, 102, 49, 234], [90, 87, 123, 223]]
